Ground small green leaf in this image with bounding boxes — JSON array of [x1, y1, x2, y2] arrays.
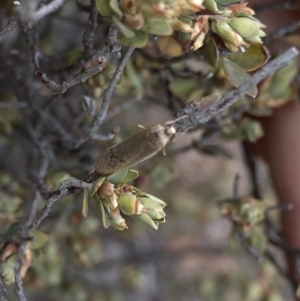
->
[[203, 0, 220, 13], [221, 58, 258, 97], [30, 230, 48, 250], [95, 0, 114, 17], [223, 43, 270, 72], [188, 88, 205, 102], [143, 19, 173, 36], [95, 195, 111, 228], [113, 16, 135, 38], [82, 188, 89, 218], [90, 177, 105, 197], [109, 0, 123, 17], [157, 36, 182, 57], [106, 168, 128, 184], [269, 61, 297, 99], [139, 193, 166, 207], [133, 213, 158, 230], [203, 37, 219, 67], [169, 78, 199, 100], [118, 30, 148, 48], [120, 169, 139, 183], [215, 0, 243, 5]]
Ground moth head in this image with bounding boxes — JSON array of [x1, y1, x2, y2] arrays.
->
[[165, 125, 176, 141]]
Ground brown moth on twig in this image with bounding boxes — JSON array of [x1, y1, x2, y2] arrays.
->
[[95, 124, 176, 175]]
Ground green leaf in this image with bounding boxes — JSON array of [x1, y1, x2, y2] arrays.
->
[[113, 16, 135, 38], [95, 0, 114, 17], [30, 230, 48, 250], [95, 195, 111, 228], [157, 36, 182, 57], [90, 177, 105, 197], [143, 19, 173, 36], [133, 213, 158, 230], [169, 78, 199, 100], [82, 188, 89, 218], [269, 61, 297, 99], [118, 30, 148, 48], [215, 0, 243, 5], [203, 0, 220, 13], [221, 58, 258, 97], [223, 43, 270, 72], [109, 0, 123, 17], [203, 37, 219, 67], [120, 169, 139, 183], [106, 168, 128, 184]]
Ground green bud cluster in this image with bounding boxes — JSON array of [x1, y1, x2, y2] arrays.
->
[[95, 0, 266, 54], [82, 168, 167, 230]]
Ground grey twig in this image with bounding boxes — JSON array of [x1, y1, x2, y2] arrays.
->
[[31, 0, 69, 22], [22, 23, 120, 94], [0, 16, 19, 44], [14, 243, 27, 301], [92, 47, 136, 130], [72, 46, 135, 148], [40, 60, 104, 94], [83, 0, 98, 56], [25, 192, 41, 228], [265, 20, 300, 45], [174, 47, 300, 132], [30, 171, 100, 230], [0, 277, 8, 301]]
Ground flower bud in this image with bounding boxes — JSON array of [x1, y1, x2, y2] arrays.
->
[[110, 207, 128, 230], [118, 193, 145, 215], [97, 182, 118, 210], [133, 213, 159, 230], [211, 20, 246, 52], [228, 17, 266, 43]]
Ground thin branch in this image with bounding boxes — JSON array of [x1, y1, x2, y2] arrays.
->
[[22, 23, 121, 94], [41, 61, 104, 94], [0, 277, 8, 301], [14, 244, 27, 301], [233, 173, 240, 204], [242, 142, 261, 199], [25, 192, 41, 227], [82, 0, 98, 56], [31, 0, 69, 22], [72, 47, 135, 148], [29, 171, 100, 230], [92, 47, 135, 129], [265, 20, 300, 45], [173, 47, 300, 132], [0, 16, 19, 44]]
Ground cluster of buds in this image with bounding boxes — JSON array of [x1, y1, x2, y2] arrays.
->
[[82, 168, 167, 230], [211, 15, 266, 52], [96, 0, 203, 41], [220, 196, 268, 252], [220, 196, 267, 229], [96, 0, 266, 55]]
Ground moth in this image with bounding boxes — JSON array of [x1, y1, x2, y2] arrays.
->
[[95, 124, 176, 175]]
